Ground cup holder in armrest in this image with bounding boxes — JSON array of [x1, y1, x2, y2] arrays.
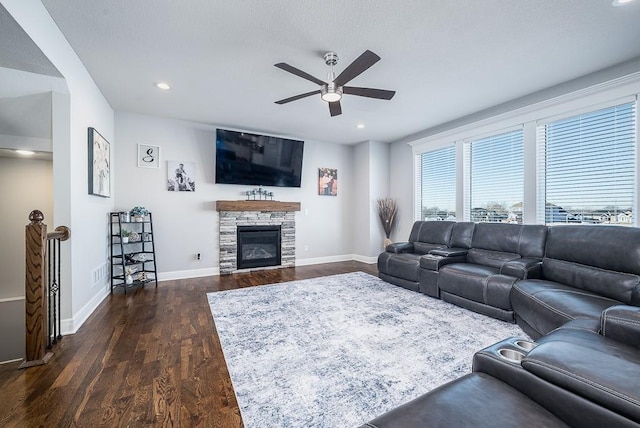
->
[[514, 340, 537, 351], [497, 348, 526, 364]]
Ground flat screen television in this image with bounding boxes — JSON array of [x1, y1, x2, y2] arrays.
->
[[215, 129, 304, 187]]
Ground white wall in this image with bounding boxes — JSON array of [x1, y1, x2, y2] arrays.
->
[[114, 111, 358, 277], [352, 141, 391, 259], [0, 157, 53, 361], [389, 141, 414, 242], [4, 0, 115, 334]]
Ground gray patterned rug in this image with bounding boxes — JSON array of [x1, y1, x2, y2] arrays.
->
[[207, 271, 526, 427]]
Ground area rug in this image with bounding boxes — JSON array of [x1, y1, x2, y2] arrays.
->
[[207, 271, 526, 427]]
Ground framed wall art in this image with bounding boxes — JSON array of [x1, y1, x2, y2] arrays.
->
[[167, 160, 196, 192], [88, 127, 111, 198], [137, 144, 160, 168], [318, 167, 337, 196]]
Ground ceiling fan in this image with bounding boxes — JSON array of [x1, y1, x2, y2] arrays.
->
[[274, 50, 396, 117]]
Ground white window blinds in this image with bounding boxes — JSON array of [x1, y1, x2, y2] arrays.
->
[[418, 146, 456, 221], [464, 129, 524, 223], [536, 101, 637, 225]]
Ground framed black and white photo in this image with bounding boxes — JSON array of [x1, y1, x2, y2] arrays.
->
[[88, 127, 111, 198], [167, 160, 196, 192], [137, 144, 160, 168]]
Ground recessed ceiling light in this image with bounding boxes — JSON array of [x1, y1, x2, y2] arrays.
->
[[612, 0, 634, 6], [356, 124, 365, 129], [15, 150, 35, 156], [155, 82, 171, 90]]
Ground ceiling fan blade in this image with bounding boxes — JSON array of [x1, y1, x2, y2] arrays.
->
[[329, 101, 342, 117], [343, 86, 396, 100], [275, 90, 321, 104], [274, 63, 326, 86], [333, 50, 381, 86]]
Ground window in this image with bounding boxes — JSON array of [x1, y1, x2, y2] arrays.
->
[[537, 101, 636, 225], [416, 146, 456, 221], [464, 129, 524, 223]]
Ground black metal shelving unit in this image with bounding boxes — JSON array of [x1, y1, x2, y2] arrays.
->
[[109, 211, 158, 294]]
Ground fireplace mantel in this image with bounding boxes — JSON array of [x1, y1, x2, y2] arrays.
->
[[216, 200, 301, 212]]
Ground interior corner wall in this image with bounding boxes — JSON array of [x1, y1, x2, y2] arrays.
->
[[352, 141, 391, 259], [4, 0, 116, 334], [389, 141, 415, 242], [114, 111, 355, 278]]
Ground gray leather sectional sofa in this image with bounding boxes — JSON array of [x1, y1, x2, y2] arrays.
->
[[367, 221, 640, 427]]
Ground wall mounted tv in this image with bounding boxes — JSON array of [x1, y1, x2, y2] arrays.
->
[[215, 129, 304, 188]]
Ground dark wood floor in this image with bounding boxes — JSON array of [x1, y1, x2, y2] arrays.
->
[[0, 261, 377, 427]]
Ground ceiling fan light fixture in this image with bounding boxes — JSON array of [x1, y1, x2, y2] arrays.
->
[[321, 83, 342, 102]]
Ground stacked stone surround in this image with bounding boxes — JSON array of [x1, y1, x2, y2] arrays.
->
[[219, 210, 296, 274]]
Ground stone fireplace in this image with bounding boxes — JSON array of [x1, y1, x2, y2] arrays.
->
[[216, 200, 301, 274]]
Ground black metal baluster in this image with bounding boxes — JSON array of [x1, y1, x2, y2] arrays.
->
[[57, 238, 62, 341], [47, 239, 52, 349]]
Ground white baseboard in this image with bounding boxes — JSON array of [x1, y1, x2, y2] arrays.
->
[[61, 285, 110, 335], [294, 254, 353, 266], [157, 267, 220, 282], [351, 254, 378, 264]]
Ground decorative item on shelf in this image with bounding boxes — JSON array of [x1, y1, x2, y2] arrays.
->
[[377, 197, 398, 249], [138, 271, 148, 282], [129, 231, 140, 242], [142, 232, 151, 242], [133, 253, 147, 262], [121, 229, 131, 243], [245, 187, 274, 201], [120, 211, 130, 222], [130, 206, 148, 222], [125, 267, 136, 285]]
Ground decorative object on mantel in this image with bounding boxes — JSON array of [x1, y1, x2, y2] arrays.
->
[[167, 160, 195, 191], [246, 187, 275, 201], [88, 127, 111, 198], [121, 229, 131, 243], [377, 197, 398, 248], [318, 167, 337, 196], [130, 206, 148, 222]]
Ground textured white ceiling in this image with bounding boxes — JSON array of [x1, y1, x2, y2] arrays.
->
[[40, 0, 640, 144]]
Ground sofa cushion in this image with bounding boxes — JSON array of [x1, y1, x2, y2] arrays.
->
[[466, 248, 520, 269], [545, 225, 640, 275], [542, 258, 640, 305], [439, 263, 516, 311], [408, 221, 455, 254], [471, 223, 547, 258], [511, 279, 620, 336], [359, 373, 568, 428], [378, 252, 421, 282], [522, 341, 640, 424]]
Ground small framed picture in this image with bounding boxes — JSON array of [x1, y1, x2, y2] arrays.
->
[[88, 127, 111, 198], [138, 144, 160, 168], [167, 160, 196, 191], [318, 167, 337, 196]]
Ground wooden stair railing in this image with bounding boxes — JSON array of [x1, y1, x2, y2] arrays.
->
[[19, 210, 71, 369]]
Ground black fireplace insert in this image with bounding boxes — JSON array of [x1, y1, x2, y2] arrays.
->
[[236, 225, 282, 269]]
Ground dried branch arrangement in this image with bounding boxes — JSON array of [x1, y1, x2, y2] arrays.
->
[[377, 198, 398, 239]]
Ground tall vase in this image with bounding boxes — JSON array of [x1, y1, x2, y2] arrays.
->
[[125, 274, 133, 285]]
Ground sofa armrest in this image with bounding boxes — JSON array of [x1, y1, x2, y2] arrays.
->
[[385, 242, 414, 253], [601, 305, 640, 349], [429, 247, 469, 257], [420, 254, 467, 271], [500, 258, 542, 279]]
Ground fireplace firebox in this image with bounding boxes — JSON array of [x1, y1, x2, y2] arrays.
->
[[237, 225, 282, 269]]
